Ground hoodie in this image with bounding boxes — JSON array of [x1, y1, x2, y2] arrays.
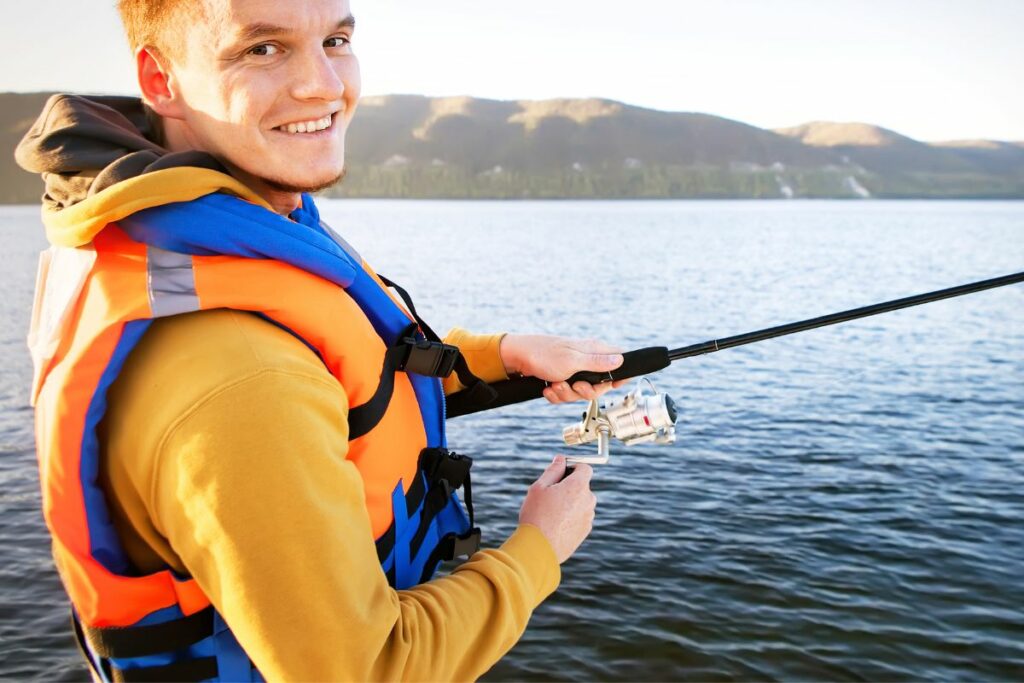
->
[[15, 94, 270, 247], [16, 95, 559, 681]]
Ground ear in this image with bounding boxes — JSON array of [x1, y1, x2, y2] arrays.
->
[[136, 47, 186, 120]]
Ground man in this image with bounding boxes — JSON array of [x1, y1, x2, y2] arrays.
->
[[15, 0, 625, 680]]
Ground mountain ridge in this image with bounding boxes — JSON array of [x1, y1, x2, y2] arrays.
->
[[3, 91, 1022, 201]]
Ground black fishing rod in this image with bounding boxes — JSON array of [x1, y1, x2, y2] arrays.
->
[[446, 271, 1024, 419]]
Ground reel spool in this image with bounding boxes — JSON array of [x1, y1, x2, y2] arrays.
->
[[563, 378, 678, 465]]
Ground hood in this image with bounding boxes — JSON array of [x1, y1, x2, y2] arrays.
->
[[15, 94, 269, 247]]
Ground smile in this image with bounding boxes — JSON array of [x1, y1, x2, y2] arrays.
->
[[276, 114, 334, 134]]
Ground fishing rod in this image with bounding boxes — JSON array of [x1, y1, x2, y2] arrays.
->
[[446, 270, 1024, 424]]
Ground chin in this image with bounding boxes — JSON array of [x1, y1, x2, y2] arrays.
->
[[261, 167, 347, 194]]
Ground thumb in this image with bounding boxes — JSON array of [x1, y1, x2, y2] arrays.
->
[[581, 350, 624, 371], [534, 455, 567, 487], [573, 340, 623, 369]]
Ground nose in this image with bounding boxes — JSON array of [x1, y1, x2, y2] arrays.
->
[[290, 47, 345, 102]]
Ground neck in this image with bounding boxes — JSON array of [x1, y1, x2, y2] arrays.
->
[[220, 165, 303, 216], [162, 119, 301, 216]]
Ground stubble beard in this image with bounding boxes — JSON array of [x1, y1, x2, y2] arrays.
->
[[261, 167, 347, 194]]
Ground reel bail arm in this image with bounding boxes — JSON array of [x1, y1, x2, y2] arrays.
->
[[562, 379, 679, 466]]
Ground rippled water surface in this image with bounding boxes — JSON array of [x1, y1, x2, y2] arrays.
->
[[2, 201, 1023, 681]]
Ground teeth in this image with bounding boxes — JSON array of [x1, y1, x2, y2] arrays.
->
[[279, 115, 333, 134]]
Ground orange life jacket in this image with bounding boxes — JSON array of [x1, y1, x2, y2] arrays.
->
[[30, 192, 482, 681]]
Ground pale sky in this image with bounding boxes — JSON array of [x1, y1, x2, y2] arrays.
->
[[2, 0, 1022, 142]]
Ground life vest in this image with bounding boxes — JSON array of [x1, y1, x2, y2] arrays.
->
[[30, 192, 484, 682]]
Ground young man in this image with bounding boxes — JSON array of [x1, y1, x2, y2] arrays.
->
[[16, 0, 624, 680]]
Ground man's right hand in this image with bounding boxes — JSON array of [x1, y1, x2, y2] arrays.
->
[[518, 456, 597, 564]]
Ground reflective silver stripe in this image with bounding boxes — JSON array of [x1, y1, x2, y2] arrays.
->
[[320, 220, 362, 264], [147, 246, 200, 317]]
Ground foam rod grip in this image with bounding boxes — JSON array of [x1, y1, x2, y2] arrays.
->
[[445, 346, 670, 418]]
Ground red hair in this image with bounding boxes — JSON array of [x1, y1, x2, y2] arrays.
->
[[117, 0, 206, 61]]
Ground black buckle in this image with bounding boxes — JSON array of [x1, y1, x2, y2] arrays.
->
[[401, 337, 460, 378], [447, 528, 481, 559], [419, 448, 473, 490], [438, 451, 472, 489]]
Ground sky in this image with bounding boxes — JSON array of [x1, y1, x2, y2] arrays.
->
[[2, 0, 1022, 142]]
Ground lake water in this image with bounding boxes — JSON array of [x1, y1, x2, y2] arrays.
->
[[1, 200, 1023, 681]]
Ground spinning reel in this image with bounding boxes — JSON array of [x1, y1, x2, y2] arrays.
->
[[562, 378, 679, 465]]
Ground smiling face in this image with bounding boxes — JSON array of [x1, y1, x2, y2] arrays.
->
[[142, 0, 360, 210]]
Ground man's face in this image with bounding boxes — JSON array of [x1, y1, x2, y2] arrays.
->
[[167, 0, 359, 193]]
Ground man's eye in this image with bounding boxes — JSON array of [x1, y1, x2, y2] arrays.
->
[[248, 43, 280, 57], [324, 36, 350, 49]]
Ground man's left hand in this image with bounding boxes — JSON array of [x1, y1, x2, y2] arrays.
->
[[499, 334, 627, 404]]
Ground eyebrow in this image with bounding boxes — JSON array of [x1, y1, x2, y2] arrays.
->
[[235, 15, 356, 43]]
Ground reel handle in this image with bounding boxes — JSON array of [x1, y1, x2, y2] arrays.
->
[[445, 346, 671, 418]]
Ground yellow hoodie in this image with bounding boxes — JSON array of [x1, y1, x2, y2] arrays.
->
[[17, 95, 560, 681]]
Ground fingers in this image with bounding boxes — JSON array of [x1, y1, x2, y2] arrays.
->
[[543, 381, 589, 404], [533, 455, 568, 487], [582, 352, 624, 371], [536, 457, 594, 489], [544, 378, 624, 404], [542, 384, 563, 404], [586, 381, 616, 399], [561, 462, 593, 486], [571, 381, 598, 400]]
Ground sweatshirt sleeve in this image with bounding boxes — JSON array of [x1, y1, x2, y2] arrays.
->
[[141, 324, 559, 681]]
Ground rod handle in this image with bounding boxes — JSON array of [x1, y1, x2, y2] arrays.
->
[[566, 346, 671, 385], [446, 346, 670, 418]]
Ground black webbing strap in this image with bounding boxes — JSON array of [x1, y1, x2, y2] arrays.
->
[[462, 470, 475, 529], [377, 275, 442, 341], [71, 608, 220, 683], [375, 448, 479, 583], [409, 448, 478, 560], [378, 275, 498, 408], [77, 606, 215, 659], [419, 448, 474, 524], [348, 311, 467, 440], [452, 354, 500, 406], [348, 322, 419, 439]]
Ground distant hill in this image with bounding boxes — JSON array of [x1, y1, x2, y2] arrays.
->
[[776, 121, 987, 174], [347, 95, 835, 170], [3, 92, 1023, 201], [930, 139, 1024, 176]]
